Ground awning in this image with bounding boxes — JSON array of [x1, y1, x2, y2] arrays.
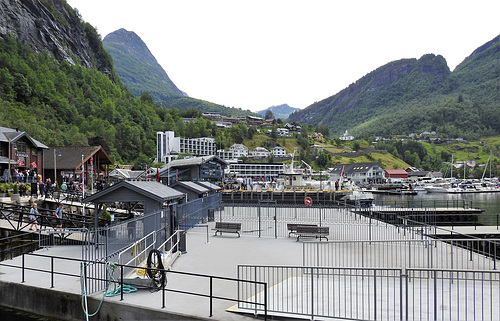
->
[[0, 156, 17, 165]]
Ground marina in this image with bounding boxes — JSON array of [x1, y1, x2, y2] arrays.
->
[[1, 185, 500, 320]]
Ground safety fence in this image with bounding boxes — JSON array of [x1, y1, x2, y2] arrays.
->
[[218, 202, 437, 241], [81, 193, 222, 293], [303, 238, 500, 271], [1, 252, 267, 320], [238, 264, 500, 321]]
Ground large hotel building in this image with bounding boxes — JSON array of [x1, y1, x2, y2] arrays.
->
[[156, 131, 216, 163]]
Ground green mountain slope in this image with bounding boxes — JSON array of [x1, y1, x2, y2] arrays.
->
[[103, 28, 185, 101], [288, 35, 500, 139], [103, 28, 257, 117]]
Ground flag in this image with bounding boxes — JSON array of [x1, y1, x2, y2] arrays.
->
[[156, 166, 160, 182], [341, 165, 345, 178], [16, 159, 23, 166], [31, 161, 37, 168]]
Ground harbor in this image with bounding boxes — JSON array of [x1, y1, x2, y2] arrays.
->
[[1, 185, 500, 320]]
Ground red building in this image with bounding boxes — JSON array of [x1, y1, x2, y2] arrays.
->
[[384, 169, 408, 182], [0, 126, 48, 182]]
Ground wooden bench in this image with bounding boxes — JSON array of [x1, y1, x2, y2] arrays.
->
[[295, 226, 329, 241], [287, 223, 318, 237], [213, 222, 242, 237]]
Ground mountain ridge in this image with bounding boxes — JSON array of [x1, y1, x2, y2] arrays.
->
[[257, 104, 300, 119], [103, 28, 186, 101], [288, 35, 499, 139]]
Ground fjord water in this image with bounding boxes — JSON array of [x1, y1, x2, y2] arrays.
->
[[374, 192, 500, 226]]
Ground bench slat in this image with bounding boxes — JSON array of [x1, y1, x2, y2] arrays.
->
[[213, 222, 241, 237]]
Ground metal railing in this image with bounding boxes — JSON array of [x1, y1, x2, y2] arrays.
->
[[239, 264, 403, 320], [0, 232, 40, 261], [303, 238, 499, 271], [238, 264, 500, 321], [406, 268, 500, 321], [0, 252, 268, 319]]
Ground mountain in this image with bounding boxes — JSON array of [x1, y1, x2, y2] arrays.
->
[[103, 28, 186, 101], [103, 28, 257, 117], [257, 104, 300, 119], [0, 0, 114, 80], [288, 34, 500, 139], [0, 0, 250, 164]]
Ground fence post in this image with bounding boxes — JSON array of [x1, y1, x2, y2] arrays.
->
[[51, 256, 54, 288], [310, 267, 314, 320], [21, 253, 25, 283], [209, 276, 213, 317], [374, 269, 377, 320], [433, 270, 437, 321]]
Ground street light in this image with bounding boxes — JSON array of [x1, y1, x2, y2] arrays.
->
[[7, 138, 11, 182], [54, 148, 61, 185]]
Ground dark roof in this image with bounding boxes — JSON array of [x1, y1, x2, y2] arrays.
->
[[159, 156, 227, 176], [170, 181, 210, 194], [0, 126, 48, 149], [83, 181, 184, 203], [329, 162, 381, 174], [109, 168, 145, 180], [196, 181, 222, 191], [45, 146, 113, 170]]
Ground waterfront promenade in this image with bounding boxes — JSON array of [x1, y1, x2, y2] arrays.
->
[[1, 203, 500, 320]]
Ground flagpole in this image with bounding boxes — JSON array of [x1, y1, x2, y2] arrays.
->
[[81, 154, 85, 215], [90, 155, 94, 194]]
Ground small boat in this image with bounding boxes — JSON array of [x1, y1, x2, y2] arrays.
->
[[341, 190, 374, 207]]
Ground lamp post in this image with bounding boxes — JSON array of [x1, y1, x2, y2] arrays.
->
[[53, 149, 62, 186], [7, 138, 11, 182]]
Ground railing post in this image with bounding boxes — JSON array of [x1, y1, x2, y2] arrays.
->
[[433, 270, 437, 321], [120, 264, 124, 301], [310, 267, 314, 320], [51, 256, 54, 288], [162, 269, 166, 309], [374, 269, 377, 320], [209, 276, 213, 317], [22, 253, 25, 283]]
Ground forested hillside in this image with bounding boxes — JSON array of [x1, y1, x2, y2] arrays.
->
[[0, 36, 221, 164], [103, 28, 257, 117], [103, 29, 185, 101], [288, 35, 500, 139]]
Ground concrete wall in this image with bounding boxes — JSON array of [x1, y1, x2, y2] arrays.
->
[[0, 280, 208, 320]]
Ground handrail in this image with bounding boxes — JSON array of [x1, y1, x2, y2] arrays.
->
[[117, 231, 156, 267], [1, 253, 268, 319]]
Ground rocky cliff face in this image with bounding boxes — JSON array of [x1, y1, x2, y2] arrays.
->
[[0, 0, 114, 79]]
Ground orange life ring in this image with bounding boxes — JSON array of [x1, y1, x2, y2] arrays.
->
[[304, 197, 313, 206]]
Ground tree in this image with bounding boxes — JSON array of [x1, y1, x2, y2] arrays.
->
[[265, 110, 274, 119]]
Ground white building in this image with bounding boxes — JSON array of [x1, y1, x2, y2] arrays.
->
[[157, 131, 216, 163], [226, 163, 285, 180], [277, 128, 291, 138], [271, 146, 287, 157], [339, 130, 354, 141], [249, 147, 270, 159], [229, 144, 249, 158], [180, 136, 216, 157], [157, 131, 181, 163]]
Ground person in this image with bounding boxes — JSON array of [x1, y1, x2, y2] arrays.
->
[[54, 203, 63, 229], [60, 182, 68, 195], [38, 181, 45, 198], [29, 203, 39, 231], [19, 183, 27, 197]]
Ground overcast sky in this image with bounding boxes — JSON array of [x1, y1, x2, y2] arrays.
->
[[66, 0, 499, 112]]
